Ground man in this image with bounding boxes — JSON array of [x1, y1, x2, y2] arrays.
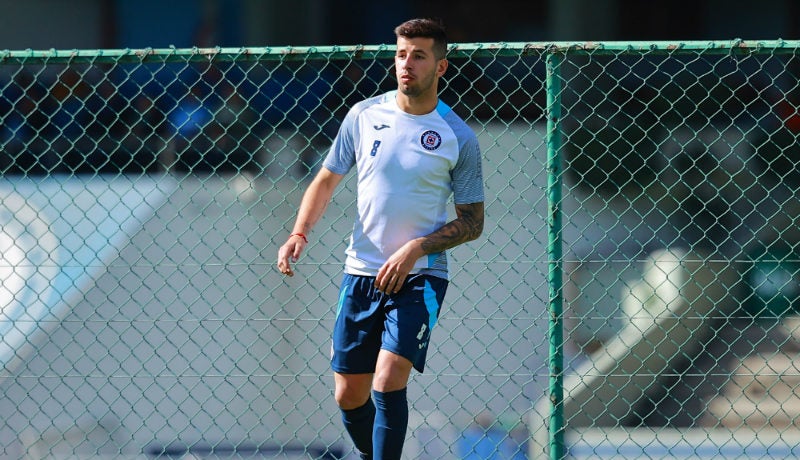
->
[[277, 18, 484, 460]]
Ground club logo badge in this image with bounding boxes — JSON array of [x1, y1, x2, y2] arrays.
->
[[420, 130, 442, 151]]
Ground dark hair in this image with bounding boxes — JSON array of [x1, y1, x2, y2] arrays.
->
[[394, 18, 448, 59]]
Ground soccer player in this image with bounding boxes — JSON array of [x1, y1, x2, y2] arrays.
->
[[277, 18, 484, 460]]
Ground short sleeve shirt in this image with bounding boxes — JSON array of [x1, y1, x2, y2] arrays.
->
[[323, 91, 484, 279]]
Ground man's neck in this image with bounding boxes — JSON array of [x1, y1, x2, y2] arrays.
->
[[395, 91, 438, 115]]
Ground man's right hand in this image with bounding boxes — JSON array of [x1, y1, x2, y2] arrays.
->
[[277, 234, 307, 277]]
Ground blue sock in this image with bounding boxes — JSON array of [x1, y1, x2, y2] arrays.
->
[[341, 399, 375, 459], [372, 388, 408, 460]]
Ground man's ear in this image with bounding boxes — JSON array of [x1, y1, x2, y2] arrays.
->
[[437, 59, 448, 78]]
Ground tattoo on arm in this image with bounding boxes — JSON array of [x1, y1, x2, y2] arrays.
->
[[420, 202, 484, 254]]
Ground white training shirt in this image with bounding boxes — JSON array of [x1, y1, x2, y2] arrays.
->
[[323, 90, 484, 279]]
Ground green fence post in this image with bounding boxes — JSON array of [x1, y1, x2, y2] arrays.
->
[[546, 49, 564, 460]]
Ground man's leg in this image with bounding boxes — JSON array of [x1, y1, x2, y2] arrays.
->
[[371, 350, 414, 460], [335, 372, 374, 459]]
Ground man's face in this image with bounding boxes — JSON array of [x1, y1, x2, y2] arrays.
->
[[395, 36, 446, 98]]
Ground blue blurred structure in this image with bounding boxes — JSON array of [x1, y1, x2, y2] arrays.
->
[[456, 416, 527, 460]]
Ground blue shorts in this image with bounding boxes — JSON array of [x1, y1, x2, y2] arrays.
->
[[331, 273, 448, 374]]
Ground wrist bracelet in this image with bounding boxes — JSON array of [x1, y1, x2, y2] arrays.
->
[[290, 233, 308, 243]]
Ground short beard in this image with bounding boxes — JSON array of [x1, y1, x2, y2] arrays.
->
[[398, 84, 421, 97]]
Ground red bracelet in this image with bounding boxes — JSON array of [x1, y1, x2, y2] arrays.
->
[[290, 233, 308, 243]]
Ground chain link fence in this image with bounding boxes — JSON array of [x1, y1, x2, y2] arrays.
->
[[0, 41, 799, 459]]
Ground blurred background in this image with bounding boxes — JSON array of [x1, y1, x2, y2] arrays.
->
[[0, 0, 798, 51], [2, 1, 800, 458]]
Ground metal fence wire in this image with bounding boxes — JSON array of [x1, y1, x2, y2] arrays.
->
[[0, 40, 799, 459]]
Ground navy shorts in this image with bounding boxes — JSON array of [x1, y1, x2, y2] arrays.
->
[[331, 273, 448, 374]]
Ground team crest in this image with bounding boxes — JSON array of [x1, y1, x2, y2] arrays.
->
[[420, 130, 442, 151]]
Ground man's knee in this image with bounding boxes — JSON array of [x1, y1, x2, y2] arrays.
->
[[334, 373, 373, 409], [336, 388, 370, 410], [372, 350, 413, 393]]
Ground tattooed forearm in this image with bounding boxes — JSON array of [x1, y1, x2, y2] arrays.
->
[[420, 202, 485, 254]]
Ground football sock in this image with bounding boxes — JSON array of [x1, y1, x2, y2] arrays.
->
[[372, 388, 408, 460], [341, 398, 375, 459]]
